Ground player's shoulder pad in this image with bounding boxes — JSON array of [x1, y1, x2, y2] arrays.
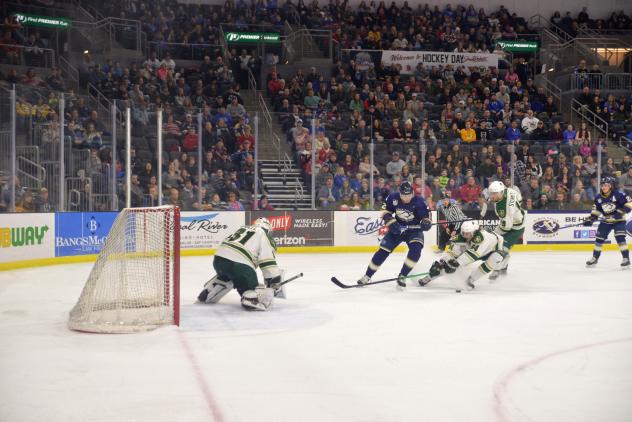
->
[[386, 192, 400, 203]]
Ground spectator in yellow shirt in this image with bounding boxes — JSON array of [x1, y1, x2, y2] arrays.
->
[[460, 120, 477, 143]]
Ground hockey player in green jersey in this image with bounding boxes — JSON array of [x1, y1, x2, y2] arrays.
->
[[197, 217, 285, 311], [418, 220, 508, 291], [487, 181, 525, 280]]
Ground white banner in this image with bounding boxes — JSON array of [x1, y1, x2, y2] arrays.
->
[[334, 211, 437, 247], [0, 213, 55, 262], [524, 211, 597, 244], [381, 50, 499, 74], [180, 211, 245, 249]]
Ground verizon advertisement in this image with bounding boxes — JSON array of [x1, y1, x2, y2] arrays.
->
[[180, 211, 245, 249], [247, 211, 334, 247], [381, 50, 499, 74]]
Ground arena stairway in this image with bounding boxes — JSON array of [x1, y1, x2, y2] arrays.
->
[[258, 160, 312, 210]]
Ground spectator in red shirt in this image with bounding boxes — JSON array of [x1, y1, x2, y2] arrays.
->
[[182, 127, 199, 152], [267, 73, 284, 96], [459, 176, 482, 210]]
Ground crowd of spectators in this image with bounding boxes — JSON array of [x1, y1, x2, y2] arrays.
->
[[263, 1, 632, 213], [1, 53, 260, 212], [298, 1, 530, 56], [1, 13, 55, 67], [2, 1, 632, 214], [550, 8, 632, 38]]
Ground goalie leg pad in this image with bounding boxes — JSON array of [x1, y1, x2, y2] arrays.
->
[[202, 277, 234, 304], [241, 287, 274, 311]]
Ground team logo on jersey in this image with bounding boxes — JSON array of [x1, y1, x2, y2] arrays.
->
[[601, 202, 617, 214], [532, 217, 560, 238], [395, 208, 415, 222]]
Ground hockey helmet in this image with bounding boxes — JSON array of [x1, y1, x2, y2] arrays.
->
[[601, 176, 616, 186], [488, 181, 505, 202], [488, 181, 505, 195], [460, 220, 480, 239], [254, 217, 272, 233], [399, 181, 414, 196]]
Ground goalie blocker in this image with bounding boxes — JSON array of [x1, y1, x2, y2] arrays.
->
[[197, 217, 286, 311]]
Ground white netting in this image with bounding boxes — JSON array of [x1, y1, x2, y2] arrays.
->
[[68, 206, 180, 333]]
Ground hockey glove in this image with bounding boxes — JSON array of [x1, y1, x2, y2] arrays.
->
[[265, 276, 286, 299], [420, 218, 432, 232], [444, 259, 460, 274], [582, 215, 597, 226], [264, 276, 282, 287], [388, 222, 403, 235], [429, 260, 444, 277]]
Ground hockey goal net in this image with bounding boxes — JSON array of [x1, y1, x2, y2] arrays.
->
[[68, 206, 180, 333]]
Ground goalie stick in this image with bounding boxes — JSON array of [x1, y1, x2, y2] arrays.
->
[[277, 272, 304, 287], [330, 272, 429, 289]]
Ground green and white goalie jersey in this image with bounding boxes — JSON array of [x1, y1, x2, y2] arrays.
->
[[215, 225, 281, 279]]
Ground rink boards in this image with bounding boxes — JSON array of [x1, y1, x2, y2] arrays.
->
[[1, 210, 631, 270]]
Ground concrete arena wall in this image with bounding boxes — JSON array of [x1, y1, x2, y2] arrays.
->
[[0, 210, 630, 271]]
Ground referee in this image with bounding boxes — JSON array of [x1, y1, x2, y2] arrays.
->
[[436, 191, 467, 251]]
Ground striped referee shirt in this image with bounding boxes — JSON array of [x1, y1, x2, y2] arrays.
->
[[437, 200, 467, 230]]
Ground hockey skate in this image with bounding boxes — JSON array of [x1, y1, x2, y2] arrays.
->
[[586, 257, 599, 267], [622, 258, 630, 268], [396, 275, 406, 290], [357, 275, 371, 285], [488, 270, 500, 281]]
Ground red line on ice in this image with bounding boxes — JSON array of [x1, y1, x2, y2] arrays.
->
[[179, 331, 225, 422], [493, 337, 632, 422]]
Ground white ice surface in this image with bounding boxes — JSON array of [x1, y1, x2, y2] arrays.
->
[[1, 250, 631, 422]]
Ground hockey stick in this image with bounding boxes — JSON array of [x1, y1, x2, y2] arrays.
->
[[277, 272, 304, 287], [430, 218, 473, 227], [558, 218, 607, 230], [330, 272, 429, 289]]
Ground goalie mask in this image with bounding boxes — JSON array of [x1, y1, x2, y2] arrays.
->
[[254, 217, 272, 233]]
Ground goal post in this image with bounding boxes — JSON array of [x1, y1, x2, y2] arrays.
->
[[68, 206, 180, 333]]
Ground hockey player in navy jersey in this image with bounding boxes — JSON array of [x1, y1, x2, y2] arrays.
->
[[584, 177, 632, 268], [358, 181, 432, 289]]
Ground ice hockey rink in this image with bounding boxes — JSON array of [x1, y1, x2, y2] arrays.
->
[[1, 250, 631, 422]]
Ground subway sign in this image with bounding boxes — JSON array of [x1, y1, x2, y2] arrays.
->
[[225, 32, 280, 44], [14, 13, 71, 29], [497, 40, 538, 52]]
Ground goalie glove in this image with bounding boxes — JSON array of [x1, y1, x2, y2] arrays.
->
[[444, 259, 460, 274], [265, 276, 286, 299]]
